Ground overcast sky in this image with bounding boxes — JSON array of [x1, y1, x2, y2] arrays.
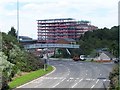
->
[[0, 0, 119, 39]]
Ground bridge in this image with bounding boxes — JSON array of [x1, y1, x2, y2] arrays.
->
[[24, 43, 79, 49]]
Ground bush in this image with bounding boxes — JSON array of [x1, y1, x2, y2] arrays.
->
[[1, 74, 9, 90], [109, 65, 119, 89]]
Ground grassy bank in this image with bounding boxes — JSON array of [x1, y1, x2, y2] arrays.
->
[[9, 65, 54, 89]]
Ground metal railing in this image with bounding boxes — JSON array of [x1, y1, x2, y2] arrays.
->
[[24, 43, 79, 49]]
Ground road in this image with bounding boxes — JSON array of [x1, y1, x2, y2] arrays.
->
[[17, 60, 114, 89]]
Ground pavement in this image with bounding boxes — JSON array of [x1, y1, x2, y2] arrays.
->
[[16, 59, 114, 89]]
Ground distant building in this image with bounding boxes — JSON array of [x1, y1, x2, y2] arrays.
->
[[19, 36, 37, 45], [19, 36, 32, 41], [56, 38, 76, 44], [94, 51, 116, 62], [37, 18, 97, 43]]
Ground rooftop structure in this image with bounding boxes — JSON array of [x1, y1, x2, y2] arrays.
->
[[37, 18, 97, 43], [19, 36, 37, 45]]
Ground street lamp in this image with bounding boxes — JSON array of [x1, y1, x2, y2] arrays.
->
[[17, 0, 19, 42]]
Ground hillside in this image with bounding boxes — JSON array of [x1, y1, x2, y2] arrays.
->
[[0, 29, 44, 89], [54, 26, 118, 59], [77, 26, 118, 57]]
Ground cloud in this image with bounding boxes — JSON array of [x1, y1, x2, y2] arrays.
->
[[0, 0, 119, 39]]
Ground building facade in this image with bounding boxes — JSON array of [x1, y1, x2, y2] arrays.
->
[[37, 18, 97, 43]]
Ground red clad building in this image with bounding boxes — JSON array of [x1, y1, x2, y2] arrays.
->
[[37, 18, 97, 43]]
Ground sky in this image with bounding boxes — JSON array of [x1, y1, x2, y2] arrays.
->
[[0, 0, 119, 39]]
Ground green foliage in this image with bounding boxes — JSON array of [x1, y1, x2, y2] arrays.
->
[[54, 48, 71, 58], [9, 65, 53, 89], [109, 65, 119, 89], [0, 52, 14, 89], [1, 28, 44, 89], [78, 26, 118, 57], [8, 27, 17, 38]]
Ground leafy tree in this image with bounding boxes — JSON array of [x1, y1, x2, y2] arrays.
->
[[8, 27, 17, 38], [78, 26, 118, 57], [0, 52, 14, 89], [109, 65, 119, 89], [1, 29, 44, 89]]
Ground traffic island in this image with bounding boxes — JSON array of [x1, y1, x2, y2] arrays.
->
[[8, 65, 54, 89]]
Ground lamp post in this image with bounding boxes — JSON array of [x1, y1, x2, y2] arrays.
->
[[17, 0, 19, 42]]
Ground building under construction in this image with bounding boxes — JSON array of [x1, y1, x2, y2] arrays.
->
[[37, 18, 97, 43]]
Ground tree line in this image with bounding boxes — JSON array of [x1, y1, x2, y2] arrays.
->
[[54, 26, 118, 58], [77, 26, 118, 57], [1, 27, 44, 90]]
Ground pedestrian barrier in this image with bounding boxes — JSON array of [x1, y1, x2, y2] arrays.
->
[[24, 43, 79, 49]]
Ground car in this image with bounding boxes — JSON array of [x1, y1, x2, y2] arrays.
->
[[114, 59, 119, 63], [73, 56, 80, 61], [80, 55, 86, 61]]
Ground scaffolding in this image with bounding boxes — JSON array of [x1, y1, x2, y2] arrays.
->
[[37, 18, 97, 43]]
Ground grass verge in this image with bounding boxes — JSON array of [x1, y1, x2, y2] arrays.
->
[[8, 65, 54, 89]]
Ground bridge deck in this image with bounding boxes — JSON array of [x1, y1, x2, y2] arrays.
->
[[24, 43, 79, 49]]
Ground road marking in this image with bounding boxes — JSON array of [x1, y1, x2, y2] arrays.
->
[[59, 64, 63, 66], [67, 79, 69, 81], [86, 73, 87, 75], [96, 79, 99, 84], [71, 78, 83, 88], [33, 80, 43, 83], [17, 66, 56, 88], [52, 78, 66, 88], [79, 63, 83, 64], [91, 84, 95, 88], [103, 79, 110, 82], [91, 79, 99, 88], [70, 77, 74, 80], [41, 77, 63, 79], [86, 78, 91, 81]]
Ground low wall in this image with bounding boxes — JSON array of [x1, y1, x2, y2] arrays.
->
[[95, 60, 112, 62], [49, 58, 73, 61]]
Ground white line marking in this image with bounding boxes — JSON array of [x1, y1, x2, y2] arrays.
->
[[67, 79, 69, 81], [96, 79, 99, 84], [86, 78, 91, 81], [70, 77, 74, 79], [71, 78, 83, 88], [103, 79, 106, 82], [91, 84, 95, 88], [52, 78, 66, 88], [103, 79, 110, 82], [91, 79, 99, 88], [17, 66, 56, 88]]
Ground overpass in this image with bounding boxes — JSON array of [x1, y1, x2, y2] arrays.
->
[[24, 43, 79, 49]]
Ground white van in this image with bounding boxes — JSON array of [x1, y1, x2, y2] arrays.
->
[[80, 55, 86, 61]]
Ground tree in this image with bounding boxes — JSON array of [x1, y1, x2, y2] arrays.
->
[[8, 27, 17, 38], [0, 52, 14, 89], [78, 26, 118, 56]]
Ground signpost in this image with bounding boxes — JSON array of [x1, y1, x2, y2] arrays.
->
[[43, 54, 47, 71]]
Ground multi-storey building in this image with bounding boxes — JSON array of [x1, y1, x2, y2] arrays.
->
[[37, 18, 97, 43]]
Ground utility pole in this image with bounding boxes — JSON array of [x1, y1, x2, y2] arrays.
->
[[17, 0, 19, 42]]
